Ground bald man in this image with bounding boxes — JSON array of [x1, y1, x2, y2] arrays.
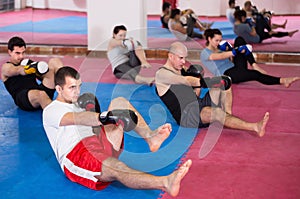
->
[[155, 41, 269, 137]]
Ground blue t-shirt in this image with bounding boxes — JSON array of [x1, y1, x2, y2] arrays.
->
[[234, 23, 260, 44], [200, 48, 234, 76]]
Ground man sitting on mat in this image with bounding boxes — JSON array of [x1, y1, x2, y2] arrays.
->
[[155, 41, 269, 137], [1, 36, 63, 111], [168, 8, 205, 41], [42, 66, 192, 197]]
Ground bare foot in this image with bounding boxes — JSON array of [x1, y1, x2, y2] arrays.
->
[[148, 123, 172, 152], [288, 29, 299, 37], [255, 112, 270, 137], [282, 19, 288, 29], [207, 22, 214, 29], [165, 159, 192, 197], [281, 77, 300, 88]]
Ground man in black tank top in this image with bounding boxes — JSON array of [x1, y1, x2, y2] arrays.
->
[[161, 2, 171, 29], [1, 36, 63, 111], [155, 41, 270, 137]]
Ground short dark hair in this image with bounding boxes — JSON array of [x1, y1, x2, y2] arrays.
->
[[113, 25, 127, 35], [170, 8, 181, 19], [55, 66, 80, 87], [8, 36, 26, 51], [228, 0, 235, 6], [234, 9, 246, 22], [162, 2, 171, 11]]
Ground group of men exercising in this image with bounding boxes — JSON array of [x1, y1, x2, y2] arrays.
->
[[1, 36, 270, 196]]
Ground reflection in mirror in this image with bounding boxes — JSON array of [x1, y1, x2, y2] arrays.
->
[[0, 0, 87, 46]]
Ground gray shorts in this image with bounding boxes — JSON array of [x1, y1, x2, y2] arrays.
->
[[180, 92, 214, 128], [113, 61, 141, 81]]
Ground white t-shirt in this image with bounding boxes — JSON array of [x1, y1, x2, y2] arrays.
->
[[43, 100, 94, 171], [226, 8, 236, 25]]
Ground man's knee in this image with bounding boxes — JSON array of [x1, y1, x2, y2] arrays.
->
[[48, 58, 63, 71], [28, 89, 51, 108], [200, 106, 212, 123], [109, 97, 132, 110]]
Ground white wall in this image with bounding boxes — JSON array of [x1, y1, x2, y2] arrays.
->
[[146, 0, 162, 15], [26, 0, 300, 15], [178, 0, 300, 16], [234, 0, 300, 15], [87, 0, 147, 51], [23, 0, 300, 49], [27, 0, 87, 12]]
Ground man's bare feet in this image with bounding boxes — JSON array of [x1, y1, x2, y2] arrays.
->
[[288, 29, 299, 37], [148, 123, 172, 152], [165, 159, 192, 197], [255, 112, 270, 137], [281, 77, 300, 88]]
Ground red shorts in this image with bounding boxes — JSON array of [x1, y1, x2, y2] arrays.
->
[[64, 126, 123, 190]]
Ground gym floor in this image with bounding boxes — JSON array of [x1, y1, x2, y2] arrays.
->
[[0, 8, 300, 199]]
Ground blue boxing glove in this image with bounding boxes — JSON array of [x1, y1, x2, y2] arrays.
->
[[237, 44, 252, 56], [245, 17, 255, 28], [218, 40, 233, 51]]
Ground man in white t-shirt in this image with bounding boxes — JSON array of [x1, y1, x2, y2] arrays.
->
[[42, 66, 192, 197], [226, 0, 238, 25]]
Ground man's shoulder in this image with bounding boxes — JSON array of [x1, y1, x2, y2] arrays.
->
[[1, 62, 13, 80]]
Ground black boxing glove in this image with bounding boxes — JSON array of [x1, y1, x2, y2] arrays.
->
[[181, 64, 204, 78], [99, 109, 138, 132], [77, 93, 101, 113], [200, 75, 232, 90]]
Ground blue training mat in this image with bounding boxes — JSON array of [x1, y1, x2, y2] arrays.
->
[[0, 15, 235, 39], [0, 81, 199, 199], [0, 16, 87, 34], [147, 19, 236, 39]]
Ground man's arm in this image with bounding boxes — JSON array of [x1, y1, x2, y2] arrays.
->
[[60, 111, 101, 127], [156, 68, 200, 87], [155, 68, 201, 96], [1, 62, 26, 81]]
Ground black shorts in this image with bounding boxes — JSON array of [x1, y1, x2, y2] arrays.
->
[[180, 92, 217, 128], [15, 83, 55, 111], [113, 61, 141, 81]]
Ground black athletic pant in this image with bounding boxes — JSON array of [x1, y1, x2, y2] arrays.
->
[[255, 14, 289, 43], [186, 16, 203, 39], [223, 36, 280, 85]]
